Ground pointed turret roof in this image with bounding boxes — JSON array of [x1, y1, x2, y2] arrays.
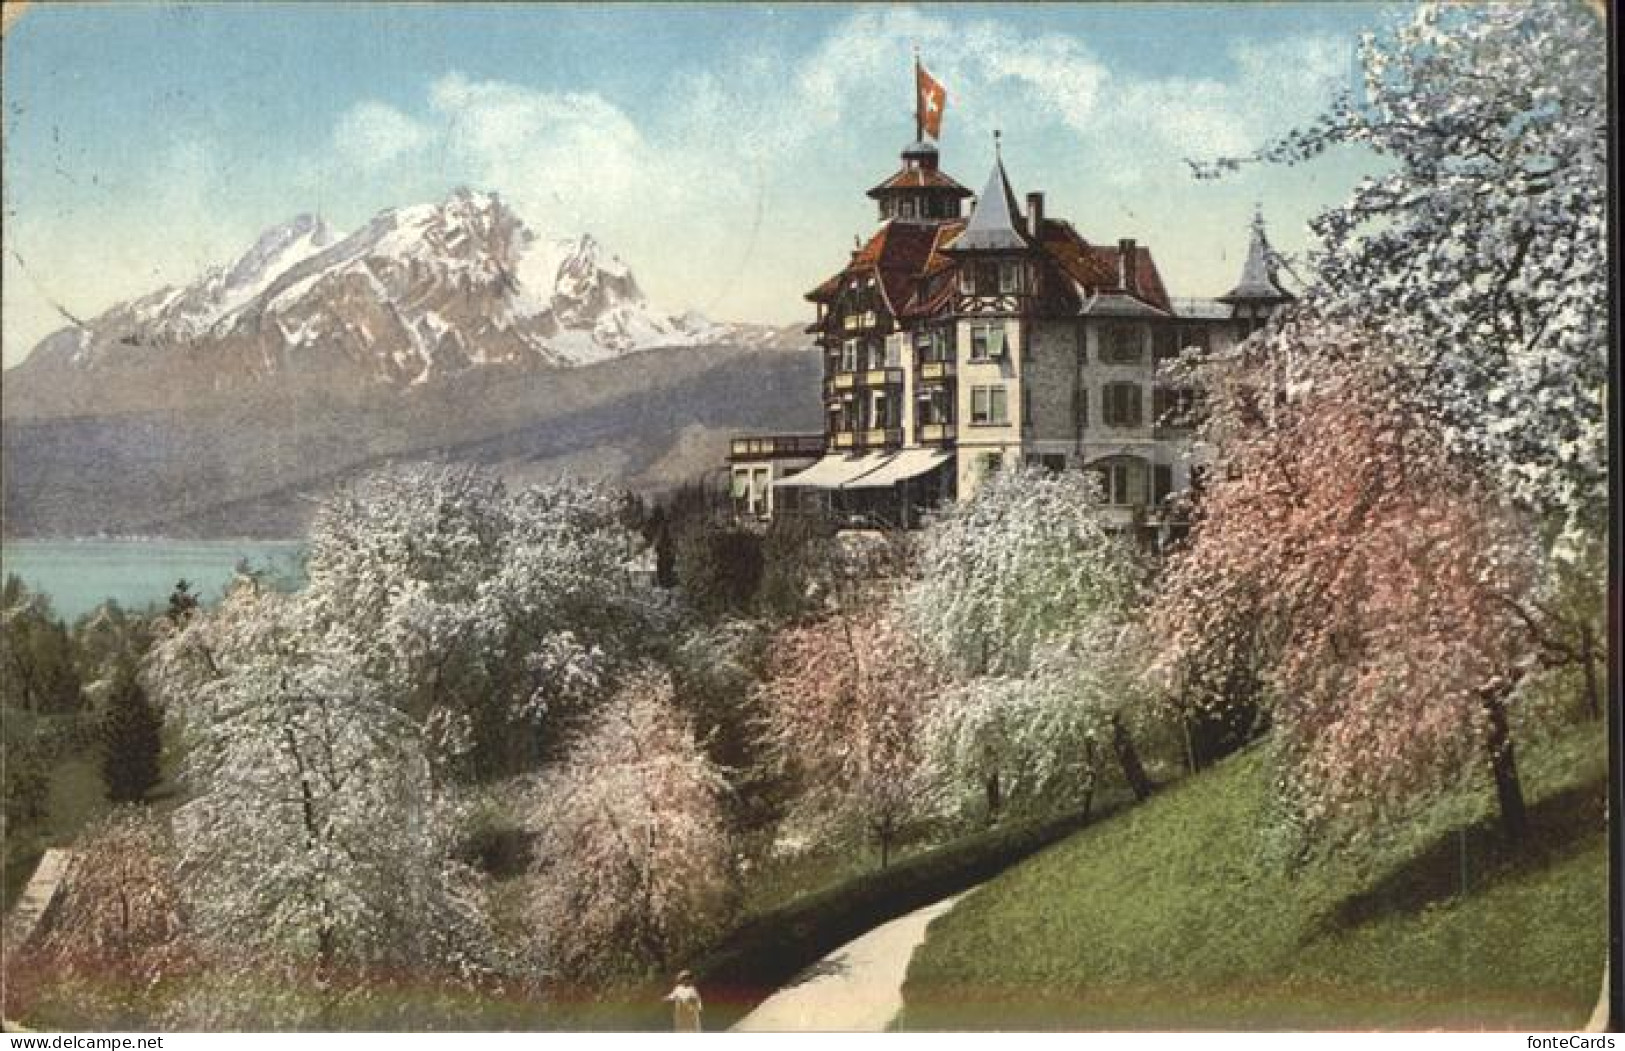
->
[[948, 138, 1029, 252], [1217, 208, 1292, 303]]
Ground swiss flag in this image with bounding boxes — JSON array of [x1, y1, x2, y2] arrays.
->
[[917, 64, 946, 140]]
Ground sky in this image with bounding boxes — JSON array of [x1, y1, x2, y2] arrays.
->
[[1, 1, 1401, 368]]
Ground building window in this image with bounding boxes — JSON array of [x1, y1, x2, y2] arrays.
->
[[917, 386, 953, 425], [752, 467, 772, 517], [975, 261, 1000, 296], [1103, 382, 1143, 427], [900, 198, 916, 219], [1025, 453, 1066, 473], [969, 323, 1007, 361], [840, 340, 858, 372], [1106, 463, 1133, 505], [1153, 325, 1212, 361], [1153, 464, 1173, 506], [871, 390, 893, 430], [1101, 324, 1144, 364], [999, 261, 1023, 294], [1091, 458, 1145, 506], [914, 326, 953, 362], [835, 394, 856, 432], [1153, 386, 1202, 428], [971, 385, 1009, 425]]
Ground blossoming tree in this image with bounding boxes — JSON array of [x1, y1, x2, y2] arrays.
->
[[904, 466, 1154, 812], [1199, 1, 1608, 538], [526, 670, 733, 978], [1151, 349, 1561, 843], [145, 582, 495, 1015]]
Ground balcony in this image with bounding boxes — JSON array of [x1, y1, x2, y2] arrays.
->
[[917, 422, 957, 444], [840, 310, 880, 333], [729, 433, 826, 461], [831, 372, 858, 391], [832, 430, 858, 450], [863, 427, 904, 448], [919, 359, 956, 381], [861, 367, 905, 387]]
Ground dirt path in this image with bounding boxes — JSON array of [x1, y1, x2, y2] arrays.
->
[[731, 893, 963, 1032]]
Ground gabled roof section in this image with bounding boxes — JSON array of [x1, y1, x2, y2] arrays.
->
[[948, 155, 1029, 252], [804, 221, 943, 315], [1034, 220, 1173, 315], [1218, 209, 1293, 303]]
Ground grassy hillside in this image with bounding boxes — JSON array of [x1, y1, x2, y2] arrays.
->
[[900, 724, 1609, 1031]]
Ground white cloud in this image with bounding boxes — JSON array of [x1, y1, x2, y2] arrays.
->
[[428, 74, 654, 222], [334, 100, 434, 172]]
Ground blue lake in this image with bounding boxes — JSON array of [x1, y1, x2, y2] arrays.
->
[[0, 540, 307, 622]]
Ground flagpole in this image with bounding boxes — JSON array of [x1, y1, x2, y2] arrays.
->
[[913, 47, 922, 143]]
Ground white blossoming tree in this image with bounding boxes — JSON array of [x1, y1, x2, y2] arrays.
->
[[904, 467, 1154, 814], [1199, 1, 1608, 539], [300, 466, 659, 774], [145, 582, 496, 1024]]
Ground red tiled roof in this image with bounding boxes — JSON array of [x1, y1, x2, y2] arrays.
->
[[1131, 246, 1172, 312], [806, 272, 843, 303], [1037, 220, 1172, 314], [804, 216, 1172, 318], [867, 167, 972, 198], [806, 220, 944, 310]]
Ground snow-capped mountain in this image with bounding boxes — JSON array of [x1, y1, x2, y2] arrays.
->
[[17, 188, 731, 392]]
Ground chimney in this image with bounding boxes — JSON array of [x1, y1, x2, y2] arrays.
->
[[1119, 238, 1138, 294], [1026, 192, 1045, 233]]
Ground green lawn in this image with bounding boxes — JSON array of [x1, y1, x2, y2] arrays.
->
[[3, 755, 108, 913], [900, 724, 1609, 1031]]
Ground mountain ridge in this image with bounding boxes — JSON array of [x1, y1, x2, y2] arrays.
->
[[5, 188, 782, 418], [2, 188, 820, 537]]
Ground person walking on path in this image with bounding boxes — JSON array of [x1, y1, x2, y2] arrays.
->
[[665, 969, 703, 1032]]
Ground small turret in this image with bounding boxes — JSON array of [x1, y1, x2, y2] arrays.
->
[[947, 134, 1030, 253], [867, 139, 972, 223], [1216, 207, 1293, 332]]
